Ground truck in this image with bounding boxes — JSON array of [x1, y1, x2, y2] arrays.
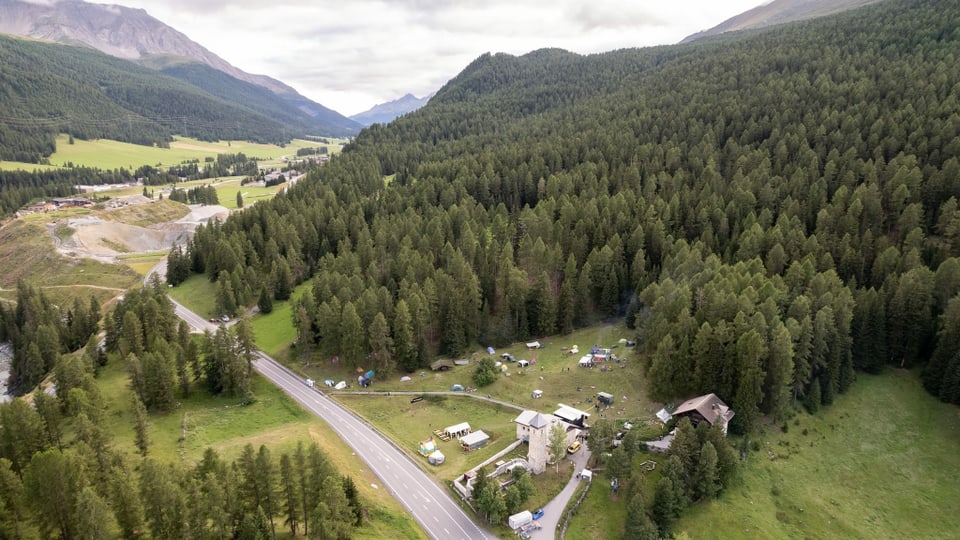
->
[[508, 510, 533, 530]]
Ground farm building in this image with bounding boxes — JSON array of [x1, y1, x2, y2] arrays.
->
[[461, 430, 490, 451], [444, 422, 472, 439], [672, 393, 735, 434]]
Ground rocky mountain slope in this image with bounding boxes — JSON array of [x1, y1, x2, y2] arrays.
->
[[0, 0, 360, 134], [350, 93, 434, 126], [682, 0, 885, 42]]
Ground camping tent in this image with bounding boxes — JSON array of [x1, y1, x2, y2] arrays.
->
[[428, 450, 445, 465], [532, 389, 543, 399], [450, 384, 465, 391], [365, 370, 375, 380], [324, 379, 335, 387], [334, 381, 347, 390], [526, 341, 541, 349], [517, 360, 530, 368], [400, 376, 412, 382], [486, 346, 496, 354]]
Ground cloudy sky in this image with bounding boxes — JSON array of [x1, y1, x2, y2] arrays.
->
[[95, 0, 766, 116]]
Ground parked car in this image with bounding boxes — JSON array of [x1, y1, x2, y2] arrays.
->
[[531, 508, 544, 520], [566, 441, 581, 454]]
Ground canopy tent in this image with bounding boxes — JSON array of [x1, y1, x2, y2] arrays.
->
[[460, 430, 490, 450], [578, 355, 594, 367], [444, 422, 471, 438], [656, 408, 672, 424]]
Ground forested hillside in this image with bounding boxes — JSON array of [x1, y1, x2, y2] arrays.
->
[[179, 0, 960, 426], [0, 34, 306, 162]]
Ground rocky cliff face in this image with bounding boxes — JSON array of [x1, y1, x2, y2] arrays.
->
[[681, 0, 885, 43], [0, 0, 296, 95], [350, 93, 434, 126]]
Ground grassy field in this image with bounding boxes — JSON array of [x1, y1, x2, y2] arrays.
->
[[294, 324, 654, 432], [91, 353, 426, 539], [665, 370, 960, 540], [103, 198, 189, 227], [0, 218, 140, 293], [0, 160, 61, 171], [335, 394, 524, 482], [47, 135, 332, 171]]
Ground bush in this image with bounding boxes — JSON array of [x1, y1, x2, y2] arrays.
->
[[472, 357, 498, 387]]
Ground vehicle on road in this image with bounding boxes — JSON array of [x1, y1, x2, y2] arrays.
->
[[531, 508, 544, 520], [566, 440, 581, 454], [208, 317, 218, 323]]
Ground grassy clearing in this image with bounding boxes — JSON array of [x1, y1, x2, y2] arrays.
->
[[295, 324, 653, 431], [103, 198, 190, 227], [335, 394, 523, 482], [93, 353, 425, 539], [669, 370, 960, 540], [0, 160, 61, 171], [168, 273, 219, 318], [251, 284, 310, 358], [49, 135, 329, 171], [0, 219, 139, 291]]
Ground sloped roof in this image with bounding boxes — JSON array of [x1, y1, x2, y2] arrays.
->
[[672, 393, 735, 425], [554, 404, 590, 422], [444, 422, 471, 434], [461, 430, 489, 446], [515, 410, 553, 429]]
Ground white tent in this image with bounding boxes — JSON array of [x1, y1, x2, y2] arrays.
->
[[526, 341, 541, 349], [428, 450, 445, 465], [517, 359, 530, 368], [400, 376, 412, 382], [460, 430, 490, 450], [444, 422, 472, 438], [656, 408, 672, 423], [334, 381, 347, 390], [578, 355, 594, 367], [581, 469, 593, 481]]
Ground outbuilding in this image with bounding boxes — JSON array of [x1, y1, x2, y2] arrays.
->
[[597, 392, 614, 405]]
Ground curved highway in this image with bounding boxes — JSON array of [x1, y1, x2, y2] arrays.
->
[[152, 262, 493, 540]]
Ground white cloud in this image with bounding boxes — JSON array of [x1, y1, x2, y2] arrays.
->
[[95, 0, 765, 116]]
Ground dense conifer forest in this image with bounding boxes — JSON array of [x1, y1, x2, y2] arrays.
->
[[179, 0, 960, 420], [0, 34, 337, 163]]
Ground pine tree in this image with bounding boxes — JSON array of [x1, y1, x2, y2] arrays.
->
[[695, 441, 720, 500], [132, 394, 150, 457]]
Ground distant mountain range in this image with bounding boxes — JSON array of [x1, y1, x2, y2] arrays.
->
[[0, 0, 361, 136], [682, 0, 885, 42], [350, 93, 434, 126]]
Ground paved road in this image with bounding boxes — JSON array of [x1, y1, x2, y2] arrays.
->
[[152, 262, 493, 540], [253, 355, 493, 540]]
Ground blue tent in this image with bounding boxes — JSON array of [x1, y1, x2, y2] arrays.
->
[[365, 370, 376, 380], [451, 384, 465, 391]]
